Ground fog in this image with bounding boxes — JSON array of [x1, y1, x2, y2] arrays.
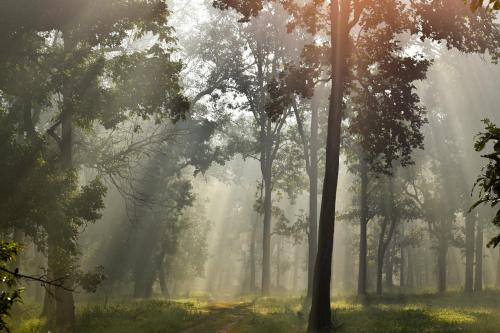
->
[[1, 1, 500, 332]]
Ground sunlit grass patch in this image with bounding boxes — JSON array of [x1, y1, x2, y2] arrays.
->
[[12, 318, 46, 333], [333, 296, 500, 333], [9, 293, 500, 333], [75, 299, 208, 333], [429, 308, 476, 325], [334, 300, 363, 312], [232, 298, 305, 333]]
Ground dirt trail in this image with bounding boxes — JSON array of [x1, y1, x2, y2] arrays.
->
[[181, 302, 252, 333]]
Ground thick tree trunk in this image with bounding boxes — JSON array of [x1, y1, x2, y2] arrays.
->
[[376, 219, 388, 295], [133, 223, 160, 299], [376, 194, 397, 295], [158, 261, 169, 298], [358, 157, 368, 297], [261, 166, 272, 296], [437, 239, 448, 293], [464, 213, 476, 293], [385, 254, 394, 288], [133, 265, 156, 298], [474, 222, 483, 292], [406, 247, 414, 290], [307, 101, 319, 300], [308, 1, 349, 331]]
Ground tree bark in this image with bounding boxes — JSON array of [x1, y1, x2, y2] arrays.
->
[[261, 159, 273, 296], [474, 221, 483, 292], [376, 219, 388, 295], [276, 237, 281, 289], [307, 100, 319, 300], [377, 177, 397, 295], [384, 252, 394, 288], [308, 1, 349, 331], [400, 247, 405, 289], [255, 35, 274, 297], [406, 247, 414, 290], [358, 156, 368, 297], [496, 246, 500, 288], [133, 268, 155, 298], [464, 213, 476, 293], [158, 261, 170, 298]]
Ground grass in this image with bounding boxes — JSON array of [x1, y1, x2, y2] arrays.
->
[[9, 292, 500, 333]]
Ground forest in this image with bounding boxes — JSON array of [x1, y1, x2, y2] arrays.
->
[[0, 0, 500, 332]]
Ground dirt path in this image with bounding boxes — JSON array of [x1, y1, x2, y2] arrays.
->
[[215, 313, 244, 333], [181, 302, 252, 333]]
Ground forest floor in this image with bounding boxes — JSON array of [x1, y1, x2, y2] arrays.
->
[[9, 291, 500, 333]]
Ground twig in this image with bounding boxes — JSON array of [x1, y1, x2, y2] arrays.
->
[[0, 267, 74, 292]]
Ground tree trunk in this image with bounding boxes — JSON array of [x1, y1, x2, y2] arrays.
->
[[385, 253, 394, 288], [400, 247, 405, 289], [261, 164, 272, 296], [133, 266, 156, 298], [376, 219, 388, 295], [496, 246, 500, 288], [133, 224, 160, 299], [158, 261, 169, 298], [292, 244, 300, 293], [464, 213, 476, 293], [45, 34, 77, 332], [474, 221, 483, 292], [358, 156, 368, 297], [255, 33, 273, 296], [276, 237, 281, 289], [42, 247, 56, 321], [406, 247, 414, 290], [307, 100, 319, 300], [437, 238, 448, 293], [308, 1, 349, 331], [377, 177, 397, 295]]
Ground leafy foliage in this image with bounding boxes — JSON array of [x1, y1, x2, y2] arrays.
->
[[0, 241, 22, 333], [472, 119, 500, 247]]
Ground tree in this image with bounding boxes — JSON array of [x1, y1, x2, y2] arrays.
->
[[1, 1, 189, 330], [404, 126, 465, 294], [345, 17, 429, 296], [193, 6, 311, 295], [290, 91, 327, 299], [214, 1, 499, 329]]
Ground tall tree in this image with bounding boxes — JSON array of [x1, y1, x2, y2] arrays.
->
[[214, 0, 499, 329], [193, 7, 310, 295], [1, 1, 189, 330]]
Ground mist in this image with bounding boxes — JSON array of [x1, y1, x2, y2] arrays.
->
[[1, 1, 500, 333]]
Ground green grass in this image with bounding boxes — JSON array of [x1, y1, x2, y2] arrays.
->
[[9, 292, 500, 333]]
